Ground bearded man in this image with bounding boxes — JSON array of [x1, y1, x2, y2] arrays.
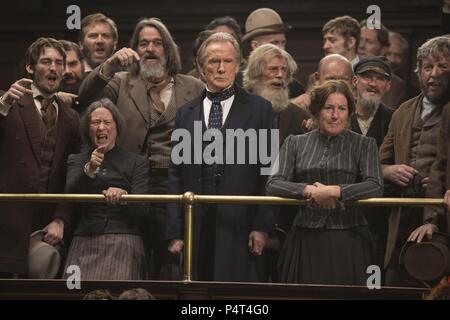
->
[[243, 43, 309, 145], [243, 43, 309, 281], [78, 18, 204, 279], [351, 57, 393, 148]]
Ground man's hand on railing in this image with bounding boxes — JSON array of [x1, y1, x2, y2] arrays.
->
[[248, 231, 267, 256], [382, 164, 418, 187], [168, 239, 184, 255], [407, 223, 438, 243], [43, 218, 64, 246], [444, 190, 450, 208]]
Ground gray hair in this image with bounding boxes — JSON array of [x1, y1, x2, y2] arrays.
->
[[80, 98, 124, 148], [196, 32, 241, 71], [243, 43, 297, 91], [415, 35, 450, 74], [389, 31, 409, 52], [129, 18, 182, 76]]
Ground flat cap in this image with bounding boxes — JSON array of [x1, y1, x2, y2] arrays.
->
[[353, 56, 392, 79]]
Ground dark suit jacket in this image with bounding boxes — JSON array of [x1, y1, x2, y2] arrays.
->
[[350, 103, 393, 149], [274, 103, 310, 235], [66, 146, 150, 236], [166, 85, 274, 282], [0, 93, 80, 273], [278, 102, 309, 146]]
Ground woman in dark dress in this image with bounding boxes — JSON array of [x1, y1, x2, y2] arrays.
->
[[266, 80, 383, 285], [64, 98, 150, 280]]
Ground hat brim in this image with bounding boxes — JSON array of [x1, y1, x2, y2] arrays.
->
[[242, 25, 291, 43], [356, 66, 391, 79], [399, 234, 450, 287]]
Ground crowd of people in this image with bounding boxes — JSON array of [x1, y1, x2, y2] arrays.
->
[[0, 5, 449, 290]]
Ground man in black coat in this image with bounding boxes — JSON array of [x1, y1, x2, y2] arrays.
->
[[166, 32, 274, 282]]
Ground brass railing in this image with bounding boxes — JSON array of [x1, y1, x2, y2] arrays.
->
[[0, 193, 445, 282]]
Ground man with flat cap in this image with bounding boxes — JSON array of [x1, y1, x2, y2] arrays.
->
[[242, 8, 304, 98], [351, 56, 393, 267], [351, 57, 393, 148]]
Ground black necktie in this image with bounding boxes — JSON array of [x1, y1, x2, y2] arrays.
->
[[38, 96, 56, 129], [205, 86, 235, 129]]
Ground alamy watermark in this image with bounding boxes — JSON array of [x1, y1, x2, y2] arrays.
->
[[366, 265, 381, 289], [170, 121, 279, 176], [65, 264, 81, 290]]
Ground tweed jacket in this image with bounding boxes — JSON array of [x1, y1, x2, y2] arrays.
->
[[78, 66, 204, 158], [379, 94, 442, 267]]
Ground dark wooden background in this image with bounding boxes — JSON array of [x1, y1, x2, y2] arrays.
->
[[0, 0, 445, 90]]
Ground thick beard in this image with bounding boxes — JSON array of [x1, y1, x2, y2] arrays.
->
[[419, 80, 450, 107], [253, 82, 289, 113], [59, 80, 81, 95], [359, 94, 380, 115], [140, 56, 167, 81]]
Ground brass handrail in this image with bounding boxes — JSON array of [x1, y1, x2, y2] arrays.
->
[[0, 194, 444, 206], [0, 193, 445, 281]]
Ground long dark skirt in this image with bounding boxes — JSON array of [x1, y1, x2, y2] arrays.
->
[[278, 226, 374, 285], [63, 234, 146, 280]]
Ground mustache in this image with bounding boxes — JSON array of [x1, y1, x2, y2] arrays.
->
[[270, 80, 286, 87], [142, 53, 159, 60], [366, 87, 380, 94]]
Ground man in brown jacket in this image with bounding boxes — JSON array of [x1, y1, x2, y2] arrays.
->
[[380, 35, 450, 285], [0, 38, 80, 277], [79, 18, 204, 279]]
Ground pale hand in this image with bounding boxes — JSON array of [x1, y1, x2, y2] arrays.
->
[[168, 239, 184, 255], [383, 164, 418, 187], [56, 92, 78, 106], [103, 47, 140, 77], [248, 231, 268, 256], [102, 187, 128, 206], [3, 78, 33, 105], [408, 223, 438, 243], [86, 146, 106, 174], [43, 218, 64, 246]]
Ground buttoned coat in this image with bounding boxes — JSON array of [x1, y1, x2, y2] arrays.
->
[[379, 94, 441, 268], [166, 86, 274, 282], [424, 101, 450, 233], [0, 93, 80, 273]]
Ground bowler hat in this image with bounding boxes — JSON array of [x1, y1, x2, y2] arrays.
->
[[353, 56, 392, 79], [243, 8, 291, 42], [28, 230, 65, 279], [399, 232, 450, 287]]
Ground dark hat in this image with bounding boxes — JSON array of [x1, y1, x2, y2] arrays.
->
[[28, 230, 66, 279], [399, 232, 450, 287], [243, 8, 291, 43], [353, 56, 392, 79]]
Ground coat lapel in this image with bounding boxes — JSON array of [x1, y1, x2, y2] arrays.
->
[[18, 94, 42, 165], [225, 86, 252, 130], [174, 74, 201, 110], [51, 100, 76, 175], [128, 76, 150, 125], [398, 95, 422, 164]]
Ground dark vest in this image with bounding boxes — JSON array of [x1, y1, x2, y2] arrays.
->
[[145, 89, 177, 168], [200, 103, 230, 195], [36, 106, 58, 193]]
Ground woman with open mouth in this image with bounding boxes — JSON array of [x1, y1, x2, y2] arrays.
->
[[63, 98, 150, 280]]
